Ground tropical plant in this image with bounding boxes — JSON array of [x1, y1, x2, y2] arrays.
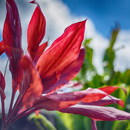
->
[[0, 0, 130, 130]]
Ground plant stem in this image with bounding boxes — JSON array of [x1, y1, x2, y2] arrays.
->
[[1, 95, 6, 130], [6, 98, 22, 126], [8, 88, 16, 117], [12, 107, 37, 122]]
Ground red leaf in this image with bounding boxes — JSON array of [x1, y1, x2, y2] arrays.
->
[[79, 95, 124, 107], [99, 86, 118, 94], [36, 20, 86, 80], [40, 73, 60, 94], [3, 0, 23, 85], [33, 86, 118, 111], [43, 48, 85, 93], [60, 104, 130, 121], [0, 41, 5, 56], [27, 5, 46, 60], [20, 55, 43, 108], [0, 71, 6, 99], [34, 41, 48, 61]]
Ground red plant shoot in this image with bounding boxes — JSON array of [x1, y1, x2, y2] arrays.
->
[[0, 0, 130, 130]]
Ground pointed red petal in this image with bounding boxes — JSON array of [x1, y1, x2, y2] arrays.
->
[[29, 0, 35, 4], [80, 95, 124, 107], [43, 48, 85, 93], [3, 0, 23, 85], [29, 0, 40, 8], [0, 41, 5, 56], [33, 86, 118, 111], [99, 86, 118, 94], [36, 20, 86, 80], [20, 55, 43, 108], [60, 104, 130, 121], [47, 86, 118, 105], [27, 5, 46, 60]]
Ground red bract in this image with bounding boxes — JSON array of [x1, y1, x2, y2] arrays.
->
[[3, 0, 23, 89], [20, 55, 43, 108], [60, 104, 130, 121], [27, 5, 46, 60], [1, 0, 130, 130], [0, 41, 5, 56]]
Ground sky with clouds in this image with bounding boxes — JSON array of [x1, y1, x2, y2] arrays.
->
[[0, 0, 130, 110], [62, 0, 130, 37]]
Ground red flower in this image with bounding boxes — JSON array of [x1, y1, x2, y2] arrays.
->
[[1, 0, 130, 130]]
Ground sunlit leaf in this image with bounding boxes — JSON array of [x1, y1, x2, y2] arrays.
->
[[27, 4, 46, 60], [20, 55, 43, 108], [0, 41, 5, 56], [3, 0, 23, 86]]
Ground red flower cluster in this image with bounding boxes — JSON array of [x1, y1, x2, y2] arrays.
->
[[0, 0, 130, 130]]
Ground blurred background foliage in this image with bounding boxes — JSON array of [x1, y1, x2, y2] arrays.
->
[[30, 24, 130, 130]]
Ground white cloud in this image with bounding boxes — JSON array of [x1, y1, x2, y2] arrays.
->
[[114, 31, 130, 71]]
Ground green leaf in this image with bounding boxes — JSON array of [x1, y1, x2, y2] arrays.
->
[[103, 24, 119, 75], [28, 113, 57, 130], [121, 69, 130, 85], [113, 120, 128, 130], [83, 38, 92, 46], [109, 71, 121, 85], [97, 121, 113, 130], [103, 48, 115, 74], [55, 113, 69, 130], [83, 117, 91, 130], [72, 115, 86, 130], [109, 24, 120, 48], [89, 73, 103, 88], [57, 112, 73, 130]]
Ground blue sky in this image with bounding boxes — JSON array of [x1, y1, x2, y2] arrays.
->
[[0, 34, 2, 41], [62, 0, 130, 37]]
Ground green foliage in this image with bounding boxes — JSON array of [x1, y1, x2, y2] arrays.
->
[[54, 113, 69, 130], [97, 121, 113, 130], [56, 112, 73, 130], [113, 120, 130, 130], [103, 24, 119, 75], [72, 115, 86, 130], [56, 112, 92, 130]]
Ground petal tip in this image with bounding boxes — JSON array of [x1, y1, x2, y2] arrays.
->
[[29, 0, 35, 4]]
